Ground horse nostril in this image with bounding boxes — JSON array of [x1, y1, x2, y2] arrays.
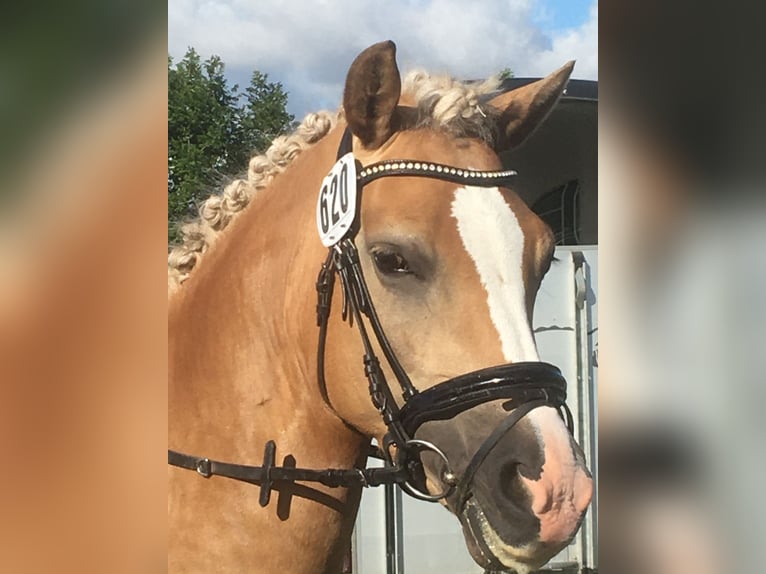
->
[[498, 462, 529, 503]]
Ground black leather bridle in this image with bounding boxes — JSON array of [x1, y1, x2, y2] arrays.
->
[[168, 128, 573, 510]]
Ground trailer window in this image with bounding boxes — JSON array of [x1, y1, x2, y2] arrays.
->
[[532, 179, 581, 245]]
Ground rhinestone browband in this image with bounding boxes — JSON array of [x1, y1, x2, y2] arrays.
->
[[358, 160, 517, 188]]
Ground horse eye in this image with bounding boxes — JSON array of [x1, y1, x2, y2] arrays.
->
[[372, 250, 411, 275]]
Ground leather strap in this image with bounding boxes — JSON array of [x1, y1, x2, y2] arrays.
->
[[168, 442, 407, 508], [398, 362, 567, 436], [454, 399, 547, 512]]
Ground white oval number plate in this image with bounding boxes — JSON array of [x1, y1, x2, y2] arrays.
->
[[317, 152, 358, 247]]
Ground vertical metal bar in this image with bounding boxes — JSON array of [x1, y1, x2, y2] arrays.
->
[[384, 482, 404, 574], [573, 251, 598, 571], [385, 482, 395, 574]]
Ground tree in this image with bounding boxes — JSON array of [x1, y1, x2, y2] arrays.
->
[[498, 67, 514, 81], [168, 49, 294, 243], [239, 71, 296, 161]]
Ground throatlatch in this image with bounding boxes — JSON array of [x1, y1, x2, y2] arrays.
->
[[168, 127, 573, 506]]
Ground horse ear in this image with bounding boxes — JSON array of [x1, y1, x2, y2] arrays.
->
[[343, 40, 401, 150], [489, 60, 575, 151]]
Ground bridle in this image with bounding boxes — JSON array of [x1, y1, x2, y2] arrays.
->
[[168, 128, 573, 512]]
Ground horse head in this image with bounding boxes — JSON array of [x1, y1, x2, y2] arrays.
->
[[320, 41, 593, 573]]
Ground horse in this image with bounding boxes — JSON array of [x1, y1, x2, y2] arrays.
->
[[168, 41, 593, 574]]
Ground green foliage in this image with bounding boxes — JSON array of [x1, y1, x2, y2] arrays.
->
[[168, 48, 294, 244], [240, 70, 296, 158], [498, 67, 514, 81]]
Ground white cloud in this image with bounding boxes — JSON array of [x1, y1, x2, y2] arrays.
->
[[524, 2, 598, 80], [168, 0, 597, 118]]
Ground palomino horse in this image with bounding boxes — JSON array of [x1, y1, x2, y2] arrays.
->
[[168, 41, 593, 573]]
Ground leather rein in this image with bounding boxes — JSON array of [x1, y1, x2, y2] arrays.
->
[[168, 128, 572, 509]]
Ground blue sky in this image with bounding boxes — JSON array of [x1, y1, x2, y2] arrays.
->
[[169, 0, 597, 119], [534, 0, 594, 31]]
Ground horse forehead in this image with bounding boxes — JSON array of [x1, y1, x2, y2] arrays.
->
[[359, 127, 501, 167], [450, 185, 543, 265], [359, 134, 504, 222], [361, 167, 542, 249], [357, 127, 546, 254]]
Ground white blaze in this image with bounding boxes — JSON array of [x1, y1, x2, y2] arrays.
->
[[450, 186, 539, 363], [452, 187, 585, 545]]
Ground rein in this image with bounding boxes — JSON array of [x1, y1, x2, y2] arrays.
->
[[168, 127, 573, 509], [168, 444, 405, 508]]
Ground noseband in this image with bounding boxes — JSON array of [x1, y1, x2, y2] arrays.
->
[[168, 128, 573, 510]]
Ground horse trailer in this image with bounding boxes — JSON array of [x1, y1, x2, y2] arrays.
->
[[349, 78, 598, 574]]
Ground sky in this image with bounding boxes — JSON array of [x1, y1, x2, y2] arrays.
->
[[168, 0, 597, 119]]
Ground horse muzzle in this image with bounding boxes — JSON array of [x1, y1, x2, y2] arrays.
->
[[394, 362, 592, 571], [456, 459, 593, 573]]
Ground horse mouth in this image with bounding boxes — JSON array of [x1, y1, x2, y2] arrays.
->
[[459, 497, 548, 574]]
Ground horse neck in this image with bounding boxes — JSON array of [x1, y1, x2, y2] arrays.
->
[[168, 127, 367, 572], [169, 124, 360, 450]]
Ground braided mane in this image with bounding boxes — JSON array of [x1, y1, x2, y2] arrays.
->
[[168, 70, 501, 292]]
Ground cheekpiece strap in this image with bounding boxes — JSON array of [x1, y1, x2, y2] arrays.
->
[[337, 127, 354, 159]]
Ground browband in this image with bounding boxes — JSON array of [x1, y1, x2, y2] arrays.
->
[[358, 159, 517, 188]]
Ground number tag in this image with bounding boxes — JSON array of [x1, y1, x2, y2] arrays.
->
[[316, 153, 358, 247]]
